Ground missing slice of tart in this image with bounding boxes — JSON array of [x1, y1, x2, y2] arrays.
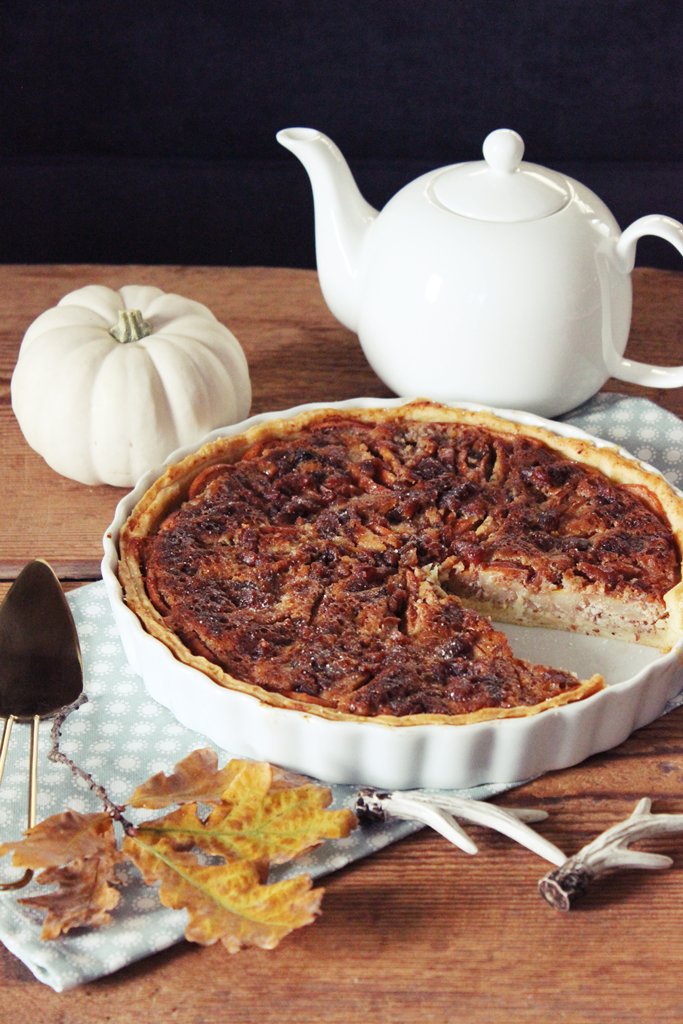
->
[[118, 401, 683, 726]]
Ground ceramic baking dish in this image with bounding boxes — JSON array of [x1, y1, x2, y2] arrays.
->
[[101, 398, 683, 789]]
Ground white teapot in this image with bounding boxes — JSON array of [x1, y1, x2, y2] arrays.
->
[[277, 126, 683, 417]]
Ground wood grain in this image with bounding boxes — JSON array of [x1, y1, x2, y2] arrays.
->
[[0, 265, 393, 575], [1, 265, 683, 1023]]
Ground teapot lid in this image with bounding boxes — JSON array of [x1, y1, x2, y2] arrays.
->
[[432, 129, 571, 223]]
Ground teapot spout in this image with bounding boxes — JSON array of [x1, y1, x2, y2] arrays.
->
[[277, 128, 378, 332]]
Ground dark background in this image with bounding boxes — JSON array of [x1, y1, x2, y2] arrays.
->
[[0, 1, 681, 268]]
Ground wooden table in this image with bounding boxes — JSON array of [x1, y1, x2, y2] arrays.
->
[[1, 265, 683, 1023]]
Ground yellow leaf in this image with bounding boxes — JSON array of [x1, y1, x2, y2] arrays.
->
[[0, 810, 120, 870], [121, 758, 355, 951], [123, 834, 322, 952], [136, 760, 357, 866]]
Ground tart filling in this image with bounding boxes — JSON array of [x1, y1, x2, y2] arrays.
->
[[119, 402, 683, 725]]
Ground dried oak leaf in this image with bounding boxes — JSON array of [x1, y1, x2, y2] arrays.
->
[[0, 809, 121, 869], [18, 855, 123, 940], [123, 834, 323, 952], [128, 749, 311, 809], [122, 758, 356, 951], [134, 758, 357, 865], [128, 749, 244, 808], [0, 810, 126, 940]]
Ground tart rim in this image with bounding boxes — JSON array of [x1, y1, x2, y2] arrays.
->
[[118, 399, 683, 727]]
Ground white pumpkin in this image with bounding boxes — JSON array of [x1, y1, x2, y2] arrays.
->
[[11, 284, 252, 487]]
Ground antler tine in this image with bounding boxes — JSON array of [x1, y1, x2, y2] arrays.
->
[[539, 798, 683, 911], [355, 789, 479, 854], [405, 791, 566, 866], [354, 789, 567, 865]]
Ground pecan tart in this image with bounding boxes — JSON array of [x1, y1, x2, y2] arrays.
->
[[118, 402, 683, 725]]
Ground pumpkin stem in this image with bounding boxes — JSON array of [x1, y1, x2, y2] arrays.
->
[[110, 309, 152, 344]]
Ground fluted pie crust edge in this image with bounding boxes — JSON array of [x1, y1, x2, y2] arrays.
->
[[118, 401, 683, 727]]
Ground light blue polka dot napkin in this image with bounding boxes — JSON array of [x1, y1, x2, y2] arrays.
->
[[2, 393, 683, 991]]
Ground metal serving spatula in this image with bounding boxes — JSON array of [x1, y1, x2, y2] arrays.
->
[[0, 560, 83, 890]]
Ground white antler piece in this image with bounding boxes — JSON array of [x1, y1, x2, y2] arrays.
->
[[406, 791, 567, 866], [539, 798, 683, 910], [356, 790, 478, 854], [355, 789, 567, 865]]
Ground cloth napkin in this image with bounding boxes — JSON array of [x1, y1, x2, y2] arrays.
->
[[2, 392, 683, 991]]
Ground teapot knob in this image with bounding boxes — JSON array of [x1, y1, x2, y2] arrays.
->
[[483, 129, 525, 174]]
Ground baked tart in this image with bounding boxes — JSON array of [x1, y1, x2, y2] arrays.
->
[[118, 401, 683, 726]]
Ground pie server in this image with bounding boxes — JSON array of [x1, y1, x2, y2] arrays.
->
[[0, 560, 83, 890]]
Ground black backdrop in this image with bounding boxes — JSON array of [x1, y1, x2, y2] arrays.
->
[[0, 1, 681, 268]]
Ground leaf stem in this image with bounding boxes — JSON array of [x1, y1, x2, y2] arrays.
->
[[47, 696, 138, 836]]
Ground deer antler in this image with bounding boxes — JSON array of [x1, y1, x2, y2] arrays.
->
[[355, 788, 567, 865], [539, 798, 683, 910]]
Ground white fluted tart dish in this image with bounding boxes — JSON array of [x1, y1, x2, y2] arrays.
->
[[102, 398, 683, 789]]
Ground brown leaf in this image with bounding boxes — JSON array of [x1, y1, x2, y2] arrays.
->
[[127, 749, 247, 808], [268, 766, 314, 791], [136, 760, 357, 866], [128, 749, 313, 809], [18, 855, 122, 940], [123, 834, 323, 952], [0, 810, 120, 870], [0, 811, 126, 940]]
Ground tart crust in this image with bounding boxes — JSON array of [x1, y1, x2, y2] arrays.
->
[[118, 401, 683, 726]]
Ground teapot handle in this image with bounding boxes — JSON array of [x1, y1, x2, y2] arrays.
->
[[608, 215, 683, 388]]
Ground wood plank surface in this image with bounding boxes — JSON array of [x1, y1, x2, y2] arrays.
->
[[0, 265, 681, 576], [0, 264, 394, 577], [1, 265, 683, 1023]]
